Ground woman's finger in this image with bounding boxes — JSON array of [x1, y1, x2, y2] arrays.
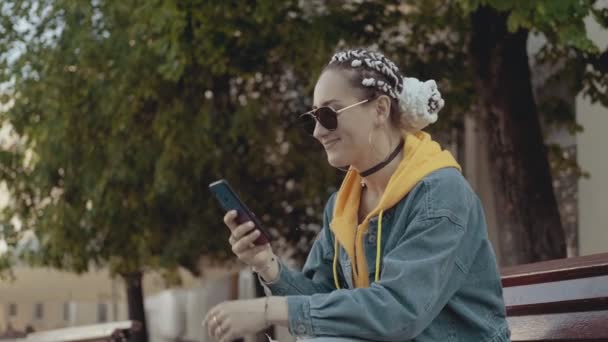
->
[[212, 317, 226, 340], [205, 313, 217, 338], [203, 306, 219, 325], [223, 210, 239, 231], [215, 325, 223, 340], [205, 316, 215, 338], [241, 244, 269, 258], [232, 230, 261, 254], [232, 221, 256, 240], [203, 308, 225, 338], [219, 323, 234, 342]]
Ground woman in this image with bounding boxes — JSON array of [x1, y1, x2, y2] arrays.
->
[[204, 48, 510, 342]]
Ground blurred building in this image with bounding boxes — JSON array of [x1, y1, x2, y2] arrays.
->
[[0, 262, 294, 342], [0, 267, 128, 333], [576, 13, 608, 256], [0, 266, 202, 333]]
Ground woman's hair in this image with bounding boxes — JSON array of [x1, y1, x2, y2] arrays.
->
[[323, 48, 444, 132]]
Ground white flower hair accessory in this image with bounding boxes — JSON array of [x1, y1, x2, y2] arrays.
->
[[398, 77, 444, 132]]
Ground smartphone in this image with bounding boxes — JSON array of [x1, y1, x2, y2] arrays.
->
[[208, 179, 271, 245]]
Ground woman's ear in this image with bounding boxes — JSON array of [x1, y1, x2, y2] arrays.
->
[[375, 95, 392, 125]]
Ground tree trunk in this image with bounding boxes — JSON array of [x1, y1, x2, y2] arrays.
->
[[123, 271, 148, 342], [469, 6, 566, 266]]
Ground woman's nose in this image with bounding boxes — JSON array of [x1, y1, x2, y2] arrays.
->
[[312, 120, 329, 140]]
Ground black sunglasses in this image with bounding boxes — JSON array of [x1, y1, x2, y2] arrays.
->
[[298, 98, 370, 134]]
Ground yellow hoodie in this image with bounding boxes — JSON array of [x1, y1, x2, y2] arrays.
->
[[330, 131, 461, 288]]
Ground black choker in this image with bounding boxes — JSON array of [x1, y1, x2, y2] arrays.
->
[[360, 138, 405, 178]]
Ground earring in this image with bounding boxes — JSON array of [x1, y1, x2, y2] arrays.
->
[[367, 127, 381, 160]]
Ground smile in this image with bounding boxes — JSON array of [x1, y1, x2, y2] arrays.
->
[[323, 138, 340, 150]]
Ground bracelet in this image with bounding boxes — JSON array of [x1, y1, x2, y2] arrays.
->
[[264, 296, 269, 327], [252, 255, 276, 274]]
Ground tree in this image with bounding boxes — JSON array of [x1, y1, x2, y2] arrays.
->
[[0, 1, 358, 339], [464, 0, 607, 264]]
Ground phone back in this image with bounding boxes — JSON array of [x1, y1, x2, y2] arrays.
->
[[208, 179, 270, 245]]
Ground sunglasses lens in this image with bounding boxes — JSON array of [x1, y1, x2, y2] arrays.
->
[[298, 113, 317, 135], [297, 107, 338, 135], [316, 107, 338, 130]]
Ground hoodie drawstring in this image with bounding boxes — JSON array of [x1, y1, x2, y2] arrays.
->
[[375, 210, 384, 283], [333, 209, 384, 289], [333, 237, 340, 289]]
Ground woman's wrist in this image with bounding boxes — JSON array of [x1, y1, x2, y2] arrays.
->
[[265, 296, 289, 326], [252, 254, 276, 273], [254, 255, 280, 283]]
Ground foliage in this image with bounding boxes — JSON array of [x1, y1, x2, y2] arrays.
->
[[0, 0, 605, 277]]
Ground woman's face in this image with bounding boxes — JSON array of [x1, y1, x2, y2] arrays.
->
[[312, 69, 378, 169]]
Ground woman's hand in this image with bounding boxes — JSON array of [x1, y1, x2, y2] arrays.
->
[[203, 298, 268, 342], [224, 210, 275, 271]]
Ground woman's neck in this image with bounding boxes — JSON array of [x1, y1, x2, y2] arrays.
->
[[360, 150, 403, 198], [356, 131, 404, 197]]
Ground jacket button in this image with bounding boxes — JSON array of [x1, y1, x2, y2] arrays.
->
[[297, 324, 306, 334], [368, 234, 377, 244]]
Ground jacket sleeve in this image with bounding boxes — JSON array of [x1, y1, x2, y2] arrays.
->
[[261, 193, 338, 296], [286, 178, 482, 341]]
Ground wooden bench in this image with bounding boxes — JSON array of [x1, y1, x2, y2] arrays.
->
[[501, 252, 608, 341]]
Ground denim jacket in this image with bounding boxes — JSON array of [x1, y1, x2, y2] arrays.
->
[[262, 168, 510, 341]]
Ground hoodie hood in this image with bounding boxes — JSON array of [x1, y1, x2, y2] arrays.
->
[[330, 131, 461, 288]]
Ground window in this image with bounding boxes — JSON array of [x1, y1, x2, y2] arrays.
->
[[8, 303, 17, 317], [34, 303, 43, 320], [97, 303, 107, 323]]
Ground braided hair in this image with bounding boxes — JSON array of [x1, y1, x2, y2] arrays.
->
[[324, 48, 444, 132]]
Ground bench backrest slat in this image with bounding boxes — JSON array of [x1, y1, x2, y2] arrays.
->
[[501, 253, 608, 341], [501, 253, 608, 287], [507, 310, 608, 341]]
